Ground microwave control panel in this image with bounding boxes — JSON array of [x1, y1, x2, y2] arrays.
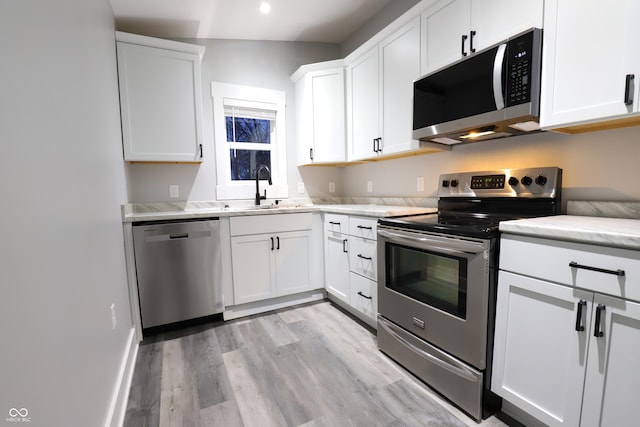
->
[[506, 31, 535, 107]]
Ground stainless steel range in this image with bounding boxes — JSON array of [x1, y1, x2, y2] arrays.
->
[[376, 167, 562, 421]]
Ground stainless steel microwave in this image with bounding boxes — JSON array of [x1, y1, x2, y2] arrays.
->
[[413, 28, 542, 145]]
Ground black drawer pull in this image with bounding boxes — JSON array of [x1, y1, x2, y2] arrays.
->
[[575, 300, 587, 332], [357, 291, 372, 300], [357, 254, 372, 261], [569, 261, 625, 277], [625, 74, 635, 105], [594, 304, 606, 338], [357, 225, 373, 230], [329, 221, 341, 225]]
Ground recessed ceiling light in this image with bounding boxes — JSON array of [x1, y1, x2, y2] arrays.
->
[[259, 2, 271, 14]]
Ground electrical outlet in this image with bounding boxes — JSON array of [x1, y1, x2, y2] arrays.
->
[[298, 182, 305, 194], [110, 304, 117, 330], [169, 185, 179, 198], [367, 180, 373, 193], [329, 182, 335, 193], [417, 176, 425, 192]]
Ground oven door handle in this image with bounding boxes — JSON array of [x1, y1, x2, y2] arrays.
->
[[377, 229, 484, 256], [378, 318, 479, 382]]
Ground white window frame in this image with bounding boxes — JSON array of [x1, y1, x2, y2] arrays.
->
[[211, 82, 288, 201]]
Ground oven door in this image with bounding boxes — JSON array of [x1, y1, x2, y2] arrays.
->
[[377, 225, 491, 369]]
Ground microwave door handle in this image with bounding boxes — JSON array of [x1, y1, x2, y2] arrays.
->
[[493, 44, 507, 110], [377, 229, 484, 257]]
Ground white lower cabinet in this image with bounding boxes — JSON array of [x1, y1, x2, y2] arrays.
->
[[230, 213, 314, 305], [492, 234, 640, 427], [324, 214, 378, 327]]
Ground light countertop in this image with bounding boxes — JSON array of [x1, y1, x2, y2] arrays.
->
[[500, 215, 640, 250], [122, 202, 436, 223]]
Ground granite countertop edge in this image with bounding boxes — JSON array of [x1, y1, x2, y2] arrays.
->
[[122, 203, 437, 223], [500, 215, 640, 250]]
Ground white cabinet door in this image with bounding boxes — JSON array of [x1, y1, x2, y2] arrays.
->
[[325, 232, 350, 303], [541, 0, 640, 129], [116, 40, 204, 162], [349, 272, 377, 323], [422, 0, 543, 74], [380, 16, 422, 156], [231, 234, 276, 304], [492, 271, 591, 427], [275, 231, 312, 296], [470, 0, 543, 50], [581, 294, 640, 427], [346, 47, 381, 161], [295, 66, 345, 165], [422, 0, 471, 74]]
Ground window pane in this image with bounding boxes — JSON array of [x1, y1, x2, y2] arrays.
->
[[225, 117, 271, 144], [230, 149, 271, 181]]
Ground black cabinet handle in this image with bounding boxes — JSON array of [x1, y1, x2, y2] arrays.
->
[[342, 239, 348, 253], [470, 30, 476, 53], [357, 225, 373, 230], [357, 254, 372, 261], [329, 221, 341, 225], [199, 143, 203, 158], [270, 237, 274, 251], [594, 304, 606, 337], [569, 261, 625, 277], [310, 147, 314, 160], [276, 236, 280, 250], [461, 34, 468, 56], [373, 138, 377, 153], [377, 137, 382, 152], [357, 291, 372, 300], [575, 300, 587, 332], [624, 74, 635, 105]]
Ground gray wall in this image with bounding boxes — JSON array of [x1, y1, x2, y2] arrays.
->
[[336, 126, 640, 208], [126, 40, 341, 203], [0, 0, 133, 424]]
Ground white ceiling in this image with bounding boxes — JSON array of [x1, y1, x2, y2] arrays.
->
[[110, 0, 393, 43]]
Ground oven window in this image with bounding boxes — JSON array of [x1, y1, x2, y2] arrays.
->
[[386, 243, 467, 319]]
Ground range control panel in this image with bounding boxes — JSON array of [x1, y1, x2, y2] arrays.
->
[[439, 167, 562, 198]]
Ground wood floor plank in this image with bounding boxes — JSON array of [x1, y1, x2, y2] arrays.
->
[[159, 339, 200, 427], [257, 312, 300, 347], [124, 342, 163, 427], [222, 349, 288, 427], [199, 400, 245, 426], [215, 322, 248, 354]]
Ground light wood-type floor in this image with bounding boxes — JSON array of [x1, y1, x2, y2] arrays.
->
[[124, 300, 509, 427]]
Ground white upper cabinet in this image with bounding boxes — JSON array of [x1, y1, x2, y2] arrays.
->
[[421, 0, 543, 74], [346, 16, 422, 161], [540, 0, 640, 131], [116, 32, 205, 162], [292, 61, 346, 165]]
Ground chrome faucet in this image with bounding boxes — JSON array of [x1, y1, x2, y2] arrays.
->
[[255, 164, 272, 205]]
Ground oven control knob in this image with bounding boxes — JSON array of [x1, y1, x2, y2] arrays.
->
[[508, 177, 519, 186], [442, 180, 450, 188], [535, 175, 548, 186], [521, 176, 533, 186], [450, 179, 459, 187]]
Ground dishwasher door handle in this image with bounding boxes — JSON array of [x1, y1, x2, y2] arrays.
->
[[169, 233, 189, 240]]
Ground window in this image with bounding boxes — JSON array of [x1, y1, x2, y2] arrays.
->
[[211, 82, 288, 200]]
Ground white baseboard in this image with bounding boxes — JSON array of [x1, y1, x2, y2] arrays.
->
[[104, 327, 139, 427], [223, 289, 325, 321]]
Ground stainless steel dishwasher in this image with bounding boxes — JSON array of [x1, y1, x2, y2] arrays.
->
[[132, 218, 222, 329]]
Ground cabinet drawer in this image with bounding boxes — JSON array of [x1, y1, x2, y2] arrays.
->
[[230, 213, 312, 236], [350, 237, 377, 280], [324, 213, 349, 236], [500, 234, 640, 302], [349, 272, 377, 322], [349, 216, 377, 240]]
